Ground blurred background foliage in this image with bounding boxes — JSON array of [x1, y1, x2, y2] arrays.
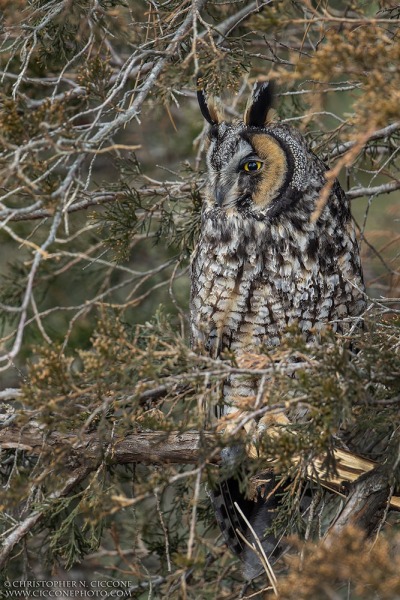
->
[[0, 0, 399, 598]]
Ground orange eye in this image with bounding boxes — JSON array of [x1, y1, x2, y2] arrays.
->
[[243, 160, 262, 172]]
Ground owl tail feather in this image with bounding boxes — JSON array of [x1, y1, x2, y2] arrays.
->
[[209, 449, 286, 580]]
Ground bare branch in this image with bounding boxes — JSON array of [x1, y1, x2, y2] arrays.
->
[[347, 180, 400, 199], [0, 465, 92, 569], [329, 122, 400, 159]]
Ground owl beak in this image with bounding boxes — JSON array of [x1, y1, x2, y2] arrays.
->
[[215, 183, 232, 207], [215, 186, 225, 207]]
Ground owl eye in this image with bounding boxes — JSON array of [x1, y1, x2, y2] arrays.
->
[[243, 160, 262, 172]]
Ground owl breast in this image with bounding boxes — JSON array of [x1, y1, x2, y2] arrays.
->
[[190, 202, 366, 360]]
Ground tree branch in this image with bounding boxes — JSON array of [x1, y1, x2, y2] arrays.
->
[[329, 122, 400, 158], [326, 434, 400, 539], [347, 180, 400, 199], [325, 465, 393, 540], [1, 422, 399, 508], [0, 465, 92, 569], [0, 417, 399, 569], [0, 425, 216, 465]]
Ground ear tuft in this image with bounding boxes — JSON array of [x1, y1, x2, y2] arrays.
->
[[196, 73, 224, 125], [244, 80, 275, 127]]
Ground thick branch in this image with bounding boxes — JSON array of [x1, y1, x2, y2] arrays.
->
[[0, 193, 119, 222], [0, 425, 215, 465], [326, 436, 400, 538], [325, 466, 393, 541], [1, 423, 399, 508]]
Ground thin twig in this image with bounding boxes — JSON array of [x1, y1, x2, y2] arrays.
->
[[234, 502, 278, 596]]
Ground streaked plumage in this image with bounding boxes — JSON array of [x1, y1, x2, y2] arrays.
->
[[190, 79, 366, 577]]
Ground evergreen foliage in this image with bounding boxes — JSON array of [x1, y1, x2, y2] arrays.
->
[[0, 1, 399, 598]]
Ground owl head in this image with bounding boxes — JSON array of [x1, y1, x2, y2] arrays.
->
[[197, 79, 322, 221]]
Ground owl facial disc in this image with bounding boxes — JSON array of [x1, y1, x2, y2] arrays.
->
[[197, 79, 311, 216]]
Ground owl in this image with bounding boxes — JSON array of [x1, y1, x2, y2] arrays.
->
[[190, 79, 366, 578]]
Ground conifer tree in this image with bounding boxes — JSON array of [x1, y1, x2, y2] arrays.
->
[[0, 1, 399, 597]]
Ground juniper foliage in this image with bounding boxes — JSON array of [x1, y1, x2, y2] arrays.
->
[[0, 1, 399, 598]]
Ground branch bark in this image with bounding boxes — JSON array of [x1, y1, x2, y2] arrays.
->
[[325, 465, 393, 539], [0, 424, 216, 465], [325, 435, 400, 539], [1, 422, 399, 508]]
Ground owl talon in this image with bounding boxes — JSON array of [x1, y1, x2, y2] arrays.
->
[[245, 411, 291, 459]]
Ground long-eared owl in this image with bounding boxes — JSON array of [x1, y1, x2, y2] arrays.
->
[[190, 80, 366, 577]]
